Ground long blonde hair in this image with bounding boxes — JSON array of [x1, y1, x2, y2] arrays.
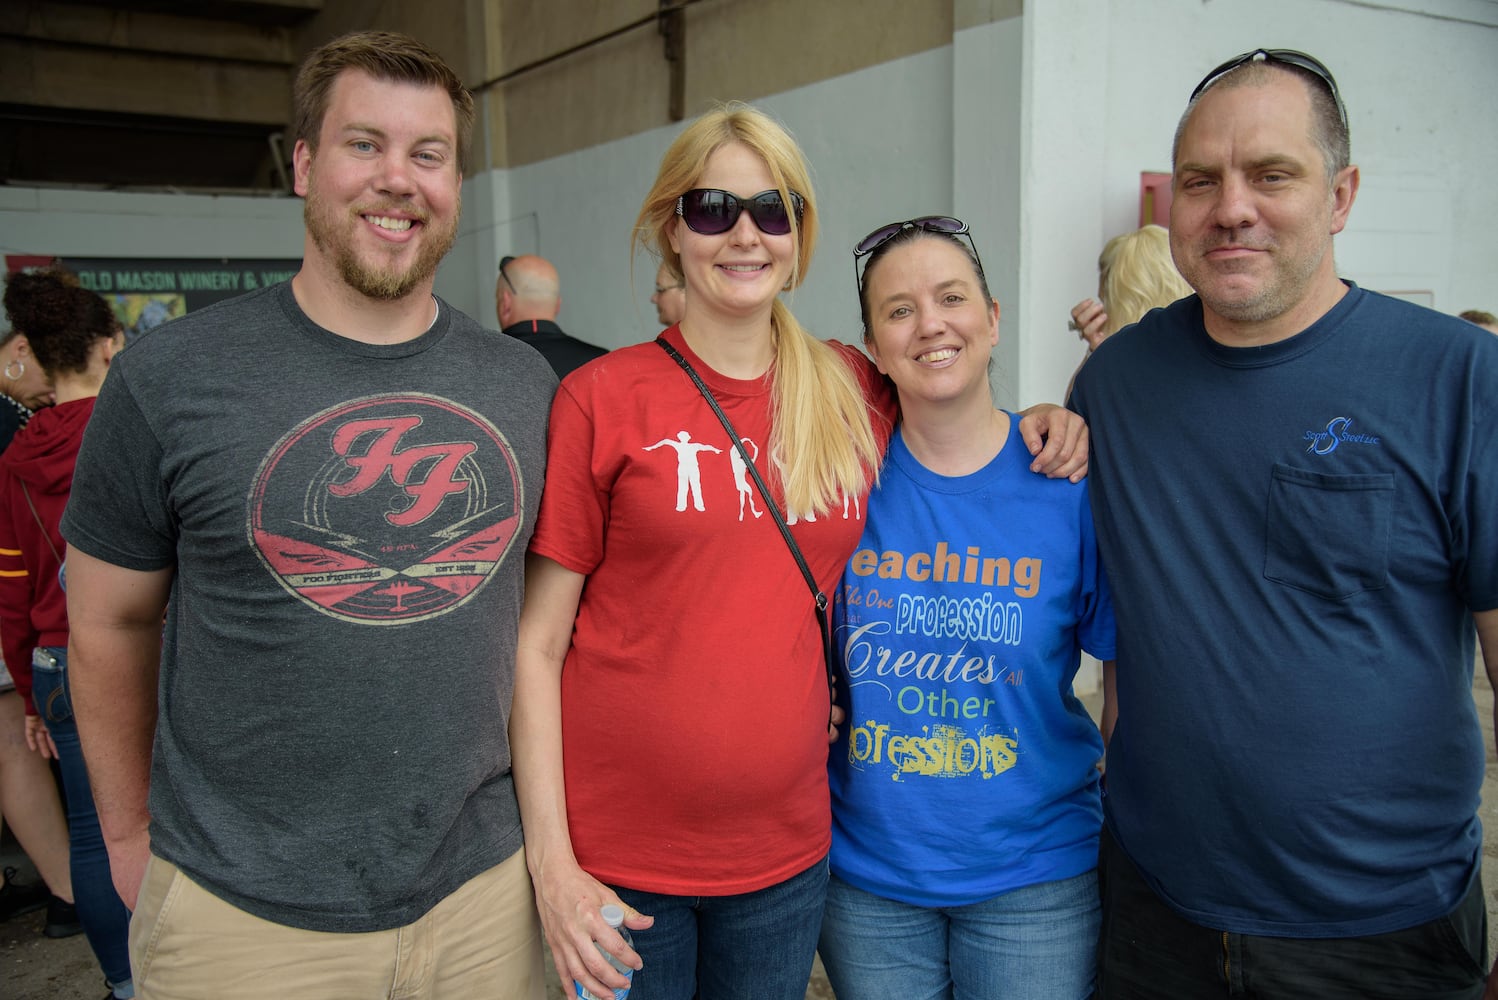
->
[[633, 102, 882, 516], [1098, 225, 1192, 335]]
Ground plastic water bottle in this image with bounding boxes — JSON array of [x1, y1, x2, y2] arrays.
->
[[575, 903, 633, 1000]]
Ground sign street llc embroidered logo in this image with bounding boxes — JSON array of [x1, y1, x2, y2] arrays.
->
[[247, 393, 523, 624], [1303, 416, 1382, 456]]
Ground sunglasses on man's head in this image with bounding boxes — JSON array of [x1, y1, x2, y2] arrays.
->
[[1189, 48, 1347, 129], [498, 255, 517, 292], [853, 216, 985, 294], [675, 188, 805, 237]]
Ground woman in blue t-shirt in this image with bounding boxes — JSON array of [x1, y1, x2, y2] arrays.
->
[[819, 218, 1117, 1000]]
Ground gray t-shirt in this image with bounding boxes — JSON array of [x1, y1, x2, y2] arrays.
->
[[63, 281, 556, 932]]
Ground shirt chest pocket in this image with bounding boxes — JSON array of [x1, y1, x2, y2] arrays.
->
[[1264, 464, 1394, 601]]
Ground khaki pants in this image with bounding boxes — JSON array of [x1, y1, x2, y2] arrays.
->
[[130, 849, 544, 1000]]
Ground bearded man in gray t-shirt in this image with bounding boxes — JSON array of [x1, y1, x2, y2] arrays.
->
[[62, 31, 555, 1000]]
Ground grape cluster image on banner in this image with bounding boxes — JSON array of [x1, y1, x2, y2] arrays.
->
[[248, 393, 524, 624]]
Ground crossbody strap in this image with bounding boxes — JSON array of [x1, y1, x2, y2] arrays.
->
[[655, 336, 836, 712], [20, 481, 63, 565]]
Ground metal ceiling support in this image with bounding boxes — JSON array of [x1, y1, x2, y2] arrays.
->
[[267, 131, 292, 194], [659, 0, 685, 122], [484, 1, 699, 91]]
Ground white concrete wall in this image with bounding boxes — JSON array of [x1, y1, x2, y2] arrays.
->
[[0, 187, 304, 261], [1024, 0, 1498, 409], [1017, 1, 1113, 408], [498, 44, 954, 354], [954, 16, 1025, 407], [3, 0, 1493, 373]]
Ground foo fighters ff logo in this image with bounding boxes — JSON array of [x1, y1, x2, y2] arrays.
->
[[248, 394, 523, 624]]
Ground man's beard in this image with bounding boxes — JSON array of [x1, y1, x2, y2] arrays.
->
[[304, 189, 459, 301]]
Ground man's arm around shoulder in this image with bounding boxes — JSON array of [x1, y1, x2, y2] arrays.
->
[[66, 546, 174, 911]]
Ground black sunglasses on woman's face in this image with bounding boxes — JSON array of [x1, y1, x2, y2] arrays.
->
[[675, 188, 805, 237]]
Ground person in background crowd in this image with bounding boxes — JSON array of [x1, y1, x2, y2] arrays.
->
[[1065, 224, 1190, 394], [1458, 309, 1498, 334], [511, 101, 1087, 1000], [0, 268, 132, 999], [1071, 48, 1498, 998], [650, 262, 686, 328], [0, 324, 55, 447], [819, 216, 1116, 1000], [497, 253, 607, 377], [62, 31, 553, 1000], [0, 279, 79, 943]]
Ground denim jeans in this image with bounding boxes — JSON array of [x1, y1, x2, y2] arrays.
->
[[33, 646, 134, 991], [607, 856, 828, 1000], [818, 869, 1099, 1000], [1097, 826, 1488, 1000]]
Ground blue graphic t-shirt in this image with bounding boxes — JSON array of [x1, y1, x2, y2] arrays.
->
[[828, 418, 1116, 907]]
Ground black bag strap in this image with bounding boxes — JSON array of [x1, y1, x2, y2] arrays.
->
[[655, 336, 836, 713]]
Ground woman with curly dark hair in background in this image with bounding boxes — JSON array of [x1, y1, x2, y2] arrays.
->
[[0, 271, 79, 942], [0, 268, 133, 999]]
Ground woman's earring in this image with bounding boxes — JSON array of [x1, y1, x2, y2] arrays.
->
[[3, 360, 23, 380]]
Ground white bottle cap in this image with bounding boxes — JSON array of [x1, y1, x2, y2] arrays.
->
[[600, 904, 625, 929]]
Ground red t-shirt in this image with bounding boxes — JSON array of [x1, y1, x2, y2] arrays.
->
[[530, 327, 894, 894]]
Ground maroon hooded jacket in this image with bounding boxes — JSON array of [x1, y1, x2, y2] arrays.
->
[[0, 397, 96, 715]]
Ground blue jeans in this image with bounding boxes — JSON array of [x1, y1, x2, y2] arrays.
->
[[33, 646, 134, 991], [818, 870, 1099, 1000], [608, 856, 828, 1000]]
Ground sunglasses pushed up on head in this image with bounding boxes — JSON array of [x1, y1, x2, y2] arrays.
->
[[676, 188, 806, 237], [852, 216, 986, 295], [1189, 48, 1347, 128]]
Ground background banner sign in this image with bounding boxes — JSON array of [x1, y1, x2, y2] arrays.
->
[[4, 255, 301, 339]]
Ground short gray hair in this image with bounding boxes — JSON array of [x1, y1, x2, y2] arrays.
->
[[1171, 61, 1349, 186]]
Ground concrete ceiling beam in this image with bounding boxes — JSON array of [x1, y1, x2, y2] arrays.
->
[[0, 2, 297, 64], [0, 38, 290, 123]]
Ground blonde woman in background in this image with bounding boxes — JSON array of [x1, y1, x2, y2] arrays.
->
[[1458, 309, 1498, 335], [511, 102, 1087, 1000], [1066, 224, 1191, 393]]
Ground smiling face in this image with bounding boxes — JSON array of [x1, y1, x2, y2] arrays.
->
[[294, 69, 462, 303], [667, 141, 796, 326], [1170, 71, 1357, 344], [862, 235, 998, 409]]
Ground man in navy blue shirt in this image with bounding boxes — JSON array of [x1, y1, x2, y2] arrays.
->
[[1071, 49, 1498, 999]]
